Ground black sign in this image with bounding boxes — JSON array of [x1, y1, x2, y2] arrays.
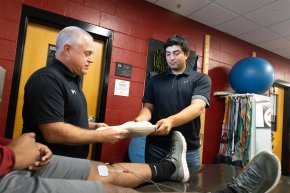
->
[[115, 62, 132, 78]]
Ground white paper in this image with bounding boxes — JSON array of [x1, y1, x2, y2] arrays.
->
[[114, 79, 130, 96], [256, 102, 271, 128], [256, 103, 264, 127]]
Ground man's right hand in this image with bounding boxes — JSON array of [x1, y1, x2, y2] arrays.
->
[[7, 133, 40, 171], [96, 127, 129, 144], [27, 143, 53, 171]]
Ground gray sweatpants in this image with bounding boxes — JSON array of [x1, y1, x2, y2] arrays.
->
[[0, 155, 104, 193]]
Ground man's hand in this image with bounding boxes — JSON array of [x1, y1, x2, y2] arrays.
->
[[7, 133, 40, 171], [27, 143, 53, 171], [96, 127, 129, 144], [134, 116, 146, 122], [89, 122, 108, 129], [153, 118, 173, 136]]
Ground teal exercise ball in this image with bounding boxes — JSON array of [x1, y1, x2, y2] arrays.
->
[[229, 57, 275, 94], [128, 136, 146, 163]]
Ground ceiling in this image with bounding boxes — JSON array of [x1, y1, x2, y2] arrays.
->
[[146, 0, 290, 60]]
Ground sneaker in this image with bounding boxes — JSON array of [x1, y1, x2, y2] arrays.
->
[[164, 131, 189, 182], [227, 151, 281, 193]]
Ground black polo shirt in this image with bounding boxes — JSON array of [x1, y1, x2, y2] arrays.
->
[[22, 59, 89, 158], [143, 65, 211, 150]]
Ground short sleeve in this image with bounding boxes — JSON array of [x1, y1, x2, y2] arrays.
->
[[192, 74, 212, 107], [24, 74, 65, 125], [142, 76, 155, 105]]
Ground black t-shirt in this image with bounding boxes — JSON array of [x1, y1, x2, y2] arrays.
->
[[143, 65, 211, 150], [22, 59, 89, 158]]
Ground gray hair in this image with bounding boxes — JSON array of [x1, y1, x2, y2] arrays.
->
[[55, 26, 92, 54]]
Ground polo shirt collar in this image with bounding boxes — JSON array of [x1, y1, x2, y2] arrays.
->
[[53, 59, 82, 80], [165, 65, 193, 76]]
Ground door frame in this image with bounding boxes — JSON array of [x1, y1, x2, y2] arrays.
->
[[5, 5, 113, 160], [273, 79, 290, 175]]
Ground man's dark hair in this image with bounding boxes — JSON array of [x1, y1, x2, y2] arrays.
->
[[163, 35, 190, 53]]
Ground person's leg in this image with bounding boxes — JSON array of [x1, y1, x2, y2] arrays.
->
[[34, 152, 150, 188], [0, 131, 188, 193], [186, 148, 201, 172], [88, 161, 152, 187], [0, 154, 147, 193], [35, 155, 91, 180], [0, 155, 100, 193], [145, 139, 201, 173], [88, 131, 189, 187], [27, 131, 187, 188], [0, 170, 137, 193], [145, 143, 168, 163], [213, 151, 281, 193]]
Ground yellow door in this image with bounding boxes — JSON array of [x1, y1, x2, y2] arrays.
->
[[12, 22, 105, 159], [271, 86, 284, 161]]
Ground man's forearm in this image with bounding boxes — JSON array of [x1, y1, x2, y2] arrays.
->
[[135, 109, 151, 121], [168, 100, 205, 127], [39, 122, 102, 144], [39, 122, 129, 145], [135, 103, 154, 121]]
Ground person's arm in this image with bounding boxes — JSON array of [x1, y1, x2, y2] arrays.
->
[[0, 133, 41, 176], [27, 143, 53, 171], [0, 137, 12, 146], [155, 73, 211, 135], [155, 99, 206, 135], [38, 122, 129, 144], [25, 74, 128, 145], [0, 145, 15, 177], [166, 99, 206, 127], [134, 103, 154, 122], [7, 133, 41, 171], [135, 75, 155, 122], [0, 133, 52, 175]]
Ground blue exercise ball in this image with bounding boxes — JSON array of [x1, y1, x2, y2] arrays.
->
[[229, 57, 275, 94], [128, 136, 146, 163]]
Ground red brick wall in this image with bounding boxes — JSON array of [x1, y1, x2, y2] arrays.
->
[[1, 0, 290, 163]]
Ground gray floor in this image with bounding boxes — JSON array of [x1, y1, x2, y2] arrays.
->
[[136, 164, 290, 192]]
